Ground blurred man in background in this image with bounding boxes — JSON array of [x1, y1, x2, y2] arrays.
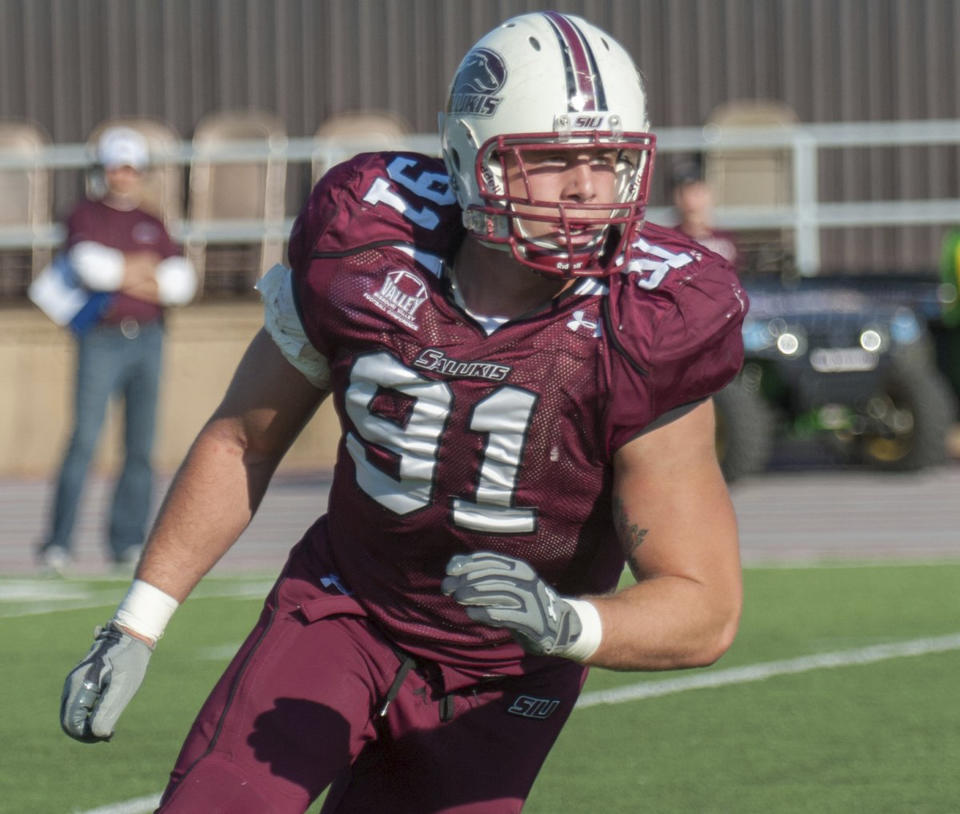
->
[[672, 159, 741, 269], [36, 127, 196, 573]]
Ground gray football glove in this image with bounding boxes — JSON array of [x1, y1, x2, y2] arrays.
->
[[442, 551, 583, 657], [60, 621, 153, 743]]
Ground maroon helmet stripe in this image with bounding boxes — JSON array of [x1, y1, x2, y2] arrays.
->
[[543, 11, 606, 112]]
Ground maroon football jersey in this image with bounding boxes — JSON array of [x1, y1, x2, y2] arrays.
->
[[289, 152, 747, 675]]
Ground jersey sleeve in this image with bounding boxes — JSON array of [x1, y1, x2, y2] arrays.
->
[[604, 230, 748, 451], [288, 151, 463, 358]]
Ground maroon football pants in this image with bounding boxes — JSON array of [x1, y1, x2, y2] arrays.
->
[[156, 546, 587, 813]]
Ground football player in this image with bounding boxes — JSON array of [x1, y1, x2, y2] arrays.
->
[[60, 11, 748, 813]]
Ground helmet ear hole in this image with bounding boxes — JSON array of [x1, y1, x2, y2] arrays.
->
[[528, 36, 541, 51], [450, 148, 461, 172]]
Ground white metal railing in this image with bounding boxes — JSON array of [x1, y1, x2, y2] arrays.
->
[[2, 120, 960, 274], [648, 118, 960, 274]]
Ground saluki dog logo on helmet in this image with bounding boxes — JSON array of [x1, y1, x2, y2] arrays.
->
[[449, 47, 507, 117]]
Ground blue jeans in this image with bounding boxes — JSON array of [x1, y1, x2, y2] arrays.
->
[[44, 319, 164, 562]]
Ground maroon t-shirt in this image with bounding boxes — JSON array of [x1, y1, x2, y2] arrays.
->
[[289, 152, 748, 675], [66, 199, 181, 324], [677, 225, 741, 269]]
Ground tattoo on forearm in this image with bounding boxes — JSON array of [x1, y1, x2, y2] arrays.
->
[[613, 497, 648, 559]]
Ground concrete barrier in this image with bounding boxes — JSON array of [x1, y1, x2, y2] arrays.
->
[[1, 304, 340, 478]]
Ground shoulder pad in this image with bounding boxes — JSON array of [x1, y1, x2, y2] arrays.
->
[[287, 151, 463, 274], [609, 221, 747, 342], [605, 222, 748, 428], [618, 222, 734, 294]]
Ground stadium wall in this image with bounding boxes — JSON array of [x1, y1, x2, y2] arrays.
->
[[0, 0, 958, 271], [3, 0, 960, 478], [0, 304, 342, 477]]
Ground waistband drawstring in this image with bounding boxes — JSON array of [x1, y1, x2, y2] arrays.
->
[[377, 655, 417, 718]]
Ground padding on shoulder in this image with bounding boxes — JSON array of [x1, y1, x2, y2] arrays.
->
[[256, 264, 331, 389], [287, 151, 463, 276], [603, 228, 748, 445], [644, 266, 747, 417]]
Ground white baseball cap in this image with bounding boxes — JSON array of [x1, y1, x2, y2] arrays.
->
[[97, 127, 150, 171]]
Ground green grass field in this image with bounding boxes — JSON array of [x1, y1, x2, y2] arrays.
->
[[4, 563, 960, 814]]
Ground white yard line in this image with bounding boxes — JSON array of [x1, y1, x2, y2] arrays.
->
[[77, 631, 960, 814], [576, 632, 960, 708], [73, 794, 162, 814], [0, 579, 274, 618]]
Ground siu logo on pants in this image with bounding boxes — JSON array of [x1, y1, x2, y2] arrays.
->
[[507, 695, 560, 720]]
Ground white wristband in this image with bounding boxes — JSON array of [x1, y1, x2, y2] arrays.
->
[[114, 579, 179, 644], [563, 598, 603, 662]]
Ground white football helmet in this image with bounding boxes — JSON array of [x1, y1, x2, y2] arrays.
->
[[440, 11, 655, 278]]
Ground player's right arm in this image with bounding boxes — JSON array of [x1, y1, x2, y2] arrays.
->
[[61, 321, 328, 742], [137, 149, 440, 602], [136, 327, 327, 602]]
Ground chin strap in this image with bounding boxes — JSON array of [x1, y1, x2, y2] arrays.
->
[[462, 208, 511, 244]]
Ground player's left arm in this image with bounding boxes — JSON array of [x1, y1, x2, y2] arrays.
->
[[444, 248, 746, 669], [443, 398, 741, 671], [585, 397, 742, 670]]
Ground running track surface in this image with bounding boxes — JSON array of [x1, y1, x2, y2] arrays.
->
[[3, 463, 959, 577]]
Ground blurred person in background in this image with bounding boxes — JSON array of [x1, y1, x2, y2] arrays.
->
[[938, 227, 960, 449], [59, 12, 745, 813], [939, 227, 960, 334], [36, 126, 197, 573], [671, 158, 741, 269]]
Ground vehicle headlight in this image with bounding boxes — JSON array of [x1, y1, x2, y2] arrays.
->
[[767, 319, 806, 356], [776, 331, 803, 356], [859, 328, 884, 352]]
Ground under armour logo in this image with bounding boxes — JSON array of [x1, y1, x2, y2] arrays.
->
[[566, 310, 600, 336], [321, 574, 352, 595]]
